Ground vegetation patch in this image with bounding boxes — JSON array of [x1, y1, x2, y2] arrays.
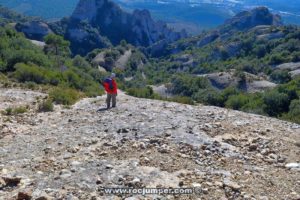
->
[[49, 87, 81, 105], [38, 99, 54, 112], [3, 106, 28, 115]]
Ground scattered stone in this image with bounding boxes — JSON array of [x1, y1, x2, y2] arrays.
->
[[105, 164, 113, 169], [249, 144, 258, 151], [1, 177, 21, 188], [35, 195, 52, 200], [96, 178, 103, 185], [0, 177, 6, 188], [258, 196, 269, 200], [17, 190, 32, 200], [202, 188, 209, 194], [158, 144, 170, 153], [117, 128, 130, 133], [285, 163, 300, 169], [223, 179, 241, 191], [67, 146, 80, 153]]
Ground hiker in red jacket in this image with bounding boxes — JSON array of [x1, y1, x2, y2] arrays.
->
[[102, 73, 118, 109]]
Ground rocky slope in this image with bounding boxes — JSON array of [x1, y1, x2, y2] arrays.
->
[[0, 88, 299, 200]]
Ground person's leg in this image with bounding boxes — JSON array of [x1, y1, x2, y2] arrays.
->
[[106, 93, 112, 108], [112, 94, 117, 107]]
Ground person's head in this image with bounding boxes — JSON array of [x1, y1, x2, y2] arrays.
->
[[110, 73, 116, 79]]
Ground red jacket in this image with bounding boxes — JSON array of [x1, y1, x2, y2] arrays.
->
[[103, 78, 118, 94]]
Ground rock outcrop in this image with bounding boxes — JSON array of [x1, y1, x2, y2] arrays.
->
[[198, 70, 277, 92], [66, 0, 187, 55], [221, 7, 282, 33], [0, 88, 299, 199], [15, 21, 53, 41], [275, 62, 300, 79]]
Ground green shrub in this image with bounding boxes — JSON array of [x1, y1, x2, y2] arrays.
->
[[270, 70, 292, 84], [193, 89, 223, 106], [240, 94, 266, 115], [82, 83, 104, 97], [5, 107, 13, 115], [225, 94, 249, 110], [49, 87, 81, 105], [170, 74, 210, 96], [38, 99, 54, 112], [4, 106, 27, 115], [126, 86, 158, 99], [24, 81, 38, 90], [263, 90, 290, 116], [13, 63, 47, 84], [169, 96, 194, 105], [282, 99, 300, 124], [13, 106, 27, 114]]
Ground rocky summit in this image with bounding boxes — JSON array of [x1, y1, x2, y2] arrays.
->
[[0, 88, 299, 200]]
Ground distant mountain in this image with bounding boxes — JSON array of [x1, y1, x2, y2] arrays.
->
[[148, 6, 285, 56], [0, 5, 34, 25], [0, 0, 299, 34], [115, 0, 300, 33], [0, 0, 78, 21]]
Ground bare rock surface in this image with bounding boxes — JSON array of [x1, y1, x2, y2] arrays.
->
[[0, 88, 299, 200], [115, 50, 132, 70]]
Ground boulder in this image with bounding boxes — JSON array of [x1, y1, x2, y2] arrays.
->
[[15, 21, 52, 41]]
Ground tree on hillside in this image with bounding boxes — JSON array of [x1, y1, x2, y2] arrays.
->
[[44, 34, 70, 57], [44, 34, 70, 69]]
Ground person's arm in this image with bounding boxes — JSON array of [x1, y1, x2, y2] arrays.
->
[[113, 79, 117, 94]]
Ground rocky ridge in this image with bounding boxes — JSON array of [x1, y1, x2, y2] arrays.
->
[[0, 88, 299, 200], [152, 7, 283, 57]]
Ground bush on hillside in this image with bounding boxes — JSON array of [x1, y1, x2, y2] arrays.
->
[[282, 99, 300, 124], [126, 86, 158, 99], [168, 96, 194, 105], [263, 90, 290, 116], [38, 99, 54, 112], [49, 87, 81, 105], [4, 106, 27, 115], [270, 70, 292, 84], [12, 63, 60, 85], [225, 94, 249, 110]]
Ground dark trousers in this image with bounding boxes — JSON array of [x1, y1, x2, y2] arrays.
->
[[106, 93, 117, 108]]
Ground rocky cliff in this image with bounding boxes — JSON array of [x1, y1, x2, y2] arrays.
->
[[65, 0, 187, 55], [0, 88, 299, 199]]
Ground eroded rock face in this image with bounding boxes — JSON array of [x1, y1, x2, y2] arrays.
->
[[199, 70, 277, 92], [66, 0, 186, 55], [15, 21, 52, 41], [0, 88, 299, 199], [275, 62, 300, 79]]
